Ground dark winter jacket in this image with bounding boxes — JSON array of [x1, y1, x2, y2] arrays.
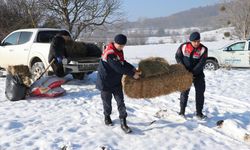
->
[[96, 43, 135, 92], [48, 36, 68, 77], [175, 42, 208, 76], [48, 36, 68, 63]]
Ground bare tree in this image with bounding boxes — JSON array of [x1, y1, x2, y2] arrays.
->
[[220, 0, 250, 39], [41, 0, 122, 39], [19, 0, 44, 28], [8, 0, 43, 27], [0, 0, 43, 40]]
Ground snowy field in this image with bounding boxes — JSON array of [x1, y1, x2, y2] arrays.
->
[[0, 41, 250, 150]]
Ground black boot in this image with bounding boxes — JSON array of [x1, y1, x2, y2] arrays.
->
[[196, 112, 207, 120], [104, 116, 113, 126], [178, 107, 185, 117], [120, 118, 132, 133]]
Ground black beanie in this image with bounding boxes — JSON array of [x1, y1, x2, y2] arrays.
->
[[189, 32, 200, 41], [114, 34, 127, 45]]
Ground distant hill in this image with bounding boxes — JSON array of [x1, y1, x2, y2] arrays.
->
[[123, 4, 221, 29], [81, 4, 224, 45]]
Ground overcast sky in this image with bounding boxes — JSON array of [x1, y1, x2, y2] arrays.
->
[[122, 0, 220, 21]]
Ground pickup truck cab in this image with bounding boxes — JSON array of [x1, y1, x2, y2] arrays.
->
[[0, 28, 100, 79], [205, 40, 250, 70]]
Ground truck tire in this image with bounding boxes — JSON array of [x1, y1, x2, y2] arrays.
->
[[204, 59, 219, 70], [72, 73, 85, 80], [31, 62, 45, 80]]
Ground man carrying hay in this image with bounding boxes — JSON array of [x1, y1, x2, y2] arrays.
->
[[49, 31, 71, 77], [96, 34, 141, 133], [175, 32, 208, 119]]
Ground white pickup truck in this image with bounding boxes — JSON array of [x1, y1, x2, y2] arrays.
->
[[0, 28, 101, 79], [205, 40, 250, 70]]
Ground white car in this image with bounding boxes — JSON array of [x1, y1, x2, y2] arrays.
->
[[205, 40, 250, 70]]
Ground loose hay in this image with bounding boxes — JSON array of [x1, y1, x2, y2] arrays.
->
[[244, 133, 250, 142], [138, 57, 170, 78], [123, 64, 193, 99], [7, 65, 32, 87]]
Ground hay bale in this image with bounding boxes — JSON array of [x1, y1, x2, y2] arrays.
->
[[65, 42, 88, 59], [138, 57, 170, 78], [85, 43, 102, 57], [65, 42, 102, 59], [62, 35, 72, 44], [7, 65, 32, 87], [123, 64, 193, 99]]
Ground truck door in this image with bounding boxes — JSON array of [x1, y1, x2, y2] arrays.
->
[[2, 32, 32, 66], [0, 32, 20, 67], [223, 42, 248, 67]]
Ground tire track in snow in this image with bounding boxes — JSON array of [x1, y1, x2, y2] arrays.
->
[[205, 92, 250, 110]]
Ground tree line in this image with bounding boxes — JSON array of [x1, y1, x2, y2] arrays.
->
[[0, 0, 249, 42], [0, 0, 122, 40]]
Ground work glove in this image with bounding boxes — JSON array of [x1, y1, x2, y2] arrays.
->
[[133, 70, 142, 79], [56, 57, 63, 63]]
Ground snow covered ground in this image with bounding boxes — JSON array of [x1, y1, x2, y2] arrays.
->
[[0, 41, 250, 150]]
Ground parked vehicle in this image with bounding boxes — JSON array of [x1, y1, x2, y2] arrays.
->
[[0, 28, 101, 80], [205, 40, 250, 70]]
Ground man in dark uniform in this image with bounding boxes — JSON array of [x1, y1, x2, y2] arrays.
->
[[175, 32, 208, 119], [48, 31, 71, 77], [96, 34, 141, 133]]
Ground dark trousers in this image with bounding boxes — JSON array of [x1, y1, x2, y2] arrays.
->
[[180, 74, 205, 114], [51, 62, 65, 77], [101, 87, 127, 119]]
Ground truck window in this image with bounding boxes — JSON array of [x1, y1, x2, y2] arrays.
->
[[36, 31, 70, 43], [227, 42, 245, 51], [2, 32, 20, 46], [18, 32, 32, 44]]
